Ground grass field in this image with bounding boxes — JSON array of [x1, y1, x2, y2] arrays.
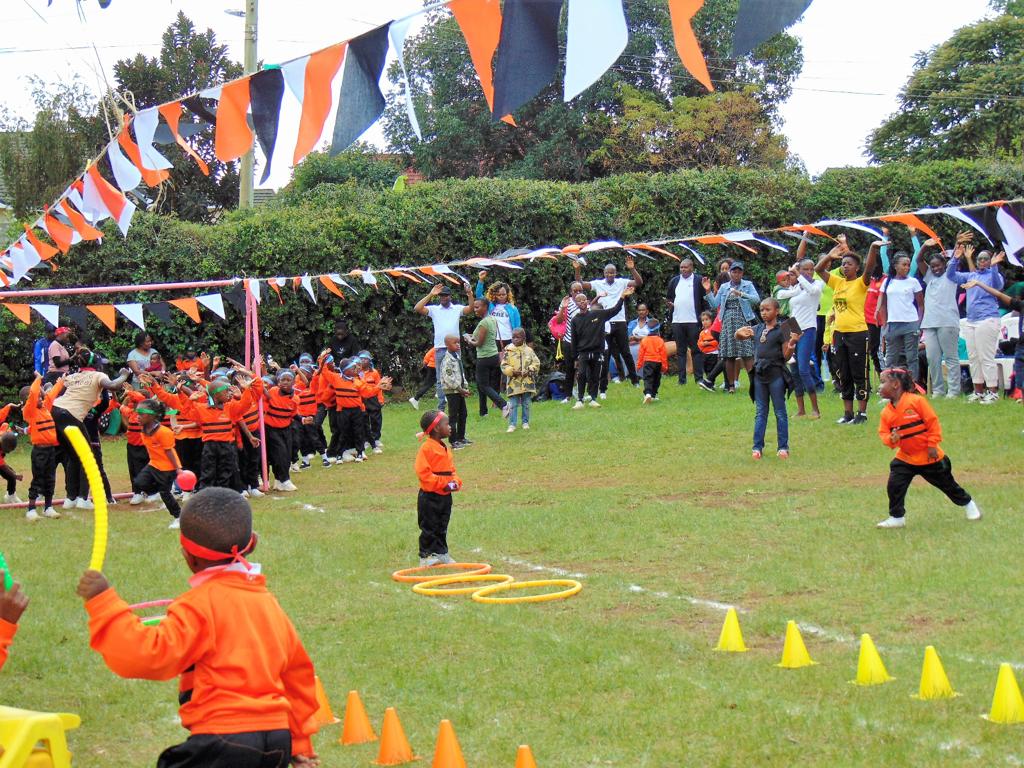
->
[[2, 381, 1023, 767]]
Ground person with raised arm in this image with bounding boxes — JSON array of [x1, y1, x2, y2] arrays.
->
[[414, 281, 475, 411]]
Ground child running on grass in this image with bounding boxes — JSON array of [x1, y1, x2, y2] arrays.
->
[[500, 327, 540, 432], [0, 570, 28, 672], [77, 488, 320, 767], [875, 367, 982, 528], [135, 398, 186, 529], [415, 410, 462, 566], [20, 373, 63, 520], [637, 323, 668, 404]]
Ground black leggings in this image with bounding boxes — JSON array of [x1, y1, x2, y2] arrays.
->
[[28, 445, 57, 507], [418, 490, 452, 558], [176, 437, 203, 477], [134, 465, 181, 518], [602, 322, 637, 387], [265, 425, 292, 482], [0, 464, 16, 495], [887, 456, 971, 518], [446, 393, 467, 442], [127, 443, 148, 493], [833, 330, 870, 403], [52, 407, 87, 499], [474, 355, 506, 415], [199, 441, 239, 490], [868, 322, 883, 375], [576, 352, 603, 401]]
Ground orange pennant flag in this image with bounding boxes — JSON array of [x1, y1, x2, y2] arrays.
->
[[118, 117, 170, 187], [779, 224, 836, 241], [319, 275, 344, 298], [667, 0, 714, 92], [268, 281, 284, 304], [624, 243, 681, 260], [43, 212, 75, 253], [449, 0, 516, 125], [694, 235, 757, 253], [87, 304, 117, 332], [387, 270, 423, 283], [168, 298, 202, 323], [23, 225, 58, 261], [0, 271, 9, 288], [158, 101, 210, 175], [3, 303, 31, 324], [293, 44, 347, 165], [215, 77, 255, 163], [86, 165, 129, 222], [60, 200, 104, 241], [878, 213, 943, 248]]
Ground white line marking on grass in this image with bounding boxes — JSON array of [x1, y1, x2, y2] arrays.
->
[[472, 549, 587, 578], [296, 503, 325, 513]]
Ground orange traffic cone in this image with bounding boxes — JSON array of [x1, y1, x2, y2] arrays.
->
[[375, 707, 418, 766], [431, 719, 466, 768], [515, 744, 537, 768], [313, 675, 340, 726], [340, 690, 377, 745]]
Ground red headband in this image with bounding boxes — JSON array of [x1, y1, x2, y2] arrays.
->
[[416, 412, 445, 441], [180, 532, 255, 569]]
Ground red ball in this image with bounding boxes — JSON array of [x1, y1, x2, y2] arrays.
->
[[177, 470, 197, 492]]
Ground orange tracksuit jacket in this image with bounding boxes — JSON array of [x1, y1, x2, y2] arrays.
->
[[415, 438, 462, 495], [294, 378, 317, 418], [319, 368, 371, 411], [158, 386, 255, 443], [0, 618, 15, 671], [637, 336, 669, 372], [698, 328, 719, 354], [878, 392, 944, 466], [85, 570, 319, 754], [360, 369, 385, 406], [24, 378, 63, 448], [264, 386, 298, 429]]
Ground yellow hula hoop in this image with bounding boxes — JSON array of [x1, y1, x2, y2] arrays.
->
[[412, 574, 514, 596], [391, 562, 491, 583], [63, 426, 108, 572], [471, 579, 582, 604]]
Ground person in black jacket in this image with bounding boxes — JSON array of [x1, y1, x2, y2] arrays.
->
[[569, 286, 634, 409], [327, 321, 359, 361], [664, 258, 710, 385]]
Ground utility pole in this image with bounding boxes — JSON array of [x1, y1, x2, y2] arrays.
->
[[238, 0, 258, 208]]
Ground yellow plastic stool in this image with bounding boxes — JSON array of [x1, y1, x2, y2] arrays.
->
[[0, 706, 80, 768]]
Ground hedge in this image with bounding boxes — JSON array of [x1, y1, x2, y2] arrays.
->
[[1, 159, 1021, 398]]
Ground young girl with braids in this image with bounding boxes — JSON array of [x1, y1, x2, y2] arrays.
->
[[414, 410, 462, 567], [875, 367, 981, 529]]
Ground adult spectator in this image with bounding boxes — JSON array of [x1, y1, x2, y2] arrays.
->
[[126, 332, 158, 378], [814, 235, 882, 424], [946, 245, 1005, 403], [51, 347, 130, 510], [328, 320, 359, 361], [876, 251, 924, 381], [45, 326, 75, 384], [550, 282, 584, 403], [463, 297, 508, 417], [963, 278, 1023, 402], [475, 273, 521, 348], [414, 282, 474, 410], [777, 257, 824, 419], [706, 261, 760, 394], [569, 287, 634, 408], [664, 258, 708, 385], [574, 255, 643, 394]]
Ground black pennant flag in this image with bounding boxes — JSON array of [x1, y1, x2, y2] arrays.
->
[[732, 0, 813, 56], [250, 68, 285, 184], [330, 24, 391, 155], [492, 0, 564, 120], [144, 302, 173, 325]]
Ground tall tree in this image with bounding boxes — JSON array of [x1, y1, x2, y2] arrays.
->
[[0, 76, 106, 220], [382, 0, 802, 181], [113, 12, 243, 222], [867, 2, 1024, 163]]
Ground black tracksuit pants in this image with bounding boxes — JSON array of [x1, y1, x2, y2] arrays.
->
[[330, 407, 365, 457], [238, 438, 260, 490], [601, 322, 637, 387], [265, 425, 292, 482], [157, 729, 291, 768], [364, 404, 383, 444], [199, 441, 239, 491], [445, 394, 467, 442], [52, 406, 87, 499], [418, 490, 453, 558], [176, 437, 203, 477], [834, 330, 870, 402], [887, 455, 971, 518], [127, 443, 149, 493], [134, 465, 181, 518], [313, 405, 329, 454], [576, 351, 603, 401], [0, 464, 16, 495], [28, 445, 57, 507], [672, 322, 703, 384], [642, 361, 663, 397]]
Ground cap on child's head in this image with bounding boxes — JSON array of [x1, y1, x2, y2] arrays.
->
[[180, 488, 253, 557]]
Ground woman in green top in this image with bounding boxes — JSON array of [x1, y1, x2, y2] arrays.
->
[[463, 298, 509, 417]]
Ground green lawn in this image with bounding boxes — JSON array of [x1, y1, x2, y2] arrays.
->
[[2, 382, 1023, 767]]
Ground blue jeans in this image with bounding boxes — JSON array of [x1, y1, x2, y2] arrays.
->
[[509, 394, 531, 426], [434, 347, 447, 411], [795, 329, 819, 394], [753, 375, 789, 452]]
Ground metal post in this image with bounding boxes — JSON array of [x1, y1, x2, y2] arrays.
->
[[238, 0, 258, 208]]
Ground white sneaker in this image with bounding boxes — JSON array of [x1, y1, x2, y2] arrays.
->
[[945, 392, 959, 399], [341, 451, 356, 463], [281, 480, 298, 491], [507, 424, 516, 433], [129, 493, 145, 505], [4, 493, 21, 504], [249, 486, 264, 498], [147, 494, 161, 503], [643, 394, 653, 404], [168, 517, 180, 529], [364, 442, 373, 451], [42, 507, 60, 519], [589, 400, 601, 408], [966, 392, 982, 403], [181, 492, 192, 504], [408, 397, 420, 409], [290, 462, 302, 473], [572, 400, 584, 410], [25, 509, 39, 522], [598, 392, 607, 400], [964, 500, 982, 521], [611, 377, 622, 384], [583, 395, 592, 403], [419, 554, 440, 567], [980, 391, 998, 405], [354, 455, 366, 463], [876, 516, 906, 529], [436, 553, 455, 565], [273, 480, 285, 492], [373, 446, 383, 454], [522, 423, 530, 430], [76, 497, 94, 510], [241, 489, 250, 498], [62, 497, 77, 509]]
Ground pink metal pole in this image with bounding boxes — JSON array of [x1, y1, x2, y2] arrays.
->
[[0, 278, 239, 299], [246, 283, 270, 491]]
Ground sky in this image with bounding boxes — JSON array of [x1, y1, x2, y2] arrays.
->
[[0, 0, 996, 188]]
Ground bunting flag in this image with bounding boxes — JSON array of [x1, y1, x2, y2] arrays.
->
[[62, 305, 88, 339], [388, 15, 423, 140], [117, 117, 169, 187], [246, 278, 262, 305], [731, 0, 813, 57], [13, 240, 41, 281], [722, 230, 788, 252], [87, 304, 117, 331], [877, 213, 943, 247], [449, 0, 515, 125], [3, 303, 31, 324], [779, 224, 835, 240], [995, 204, 1024, 265], [183, 95, 218, 126], [215, 77, 255, 163], [59, 199, 104, 241], [169, 297, 202, 322], [290, 43, 348, 165], [250, 68, 286, 184], [492, 0, 565, 120], [564, 0, 628, 101], [29, 304, 59, 328], [814, 219, 885, 239], [43, 211, 77, 253], [916, 206, 993, 244], [319, 274, 345, 298], [196, 293, 226, 319], [667, 0, 714, 92], [84, 165, 135, 235], [331, 26, 390, 154], [300, 274, 317, 303], [107, 140, 143, 192], [159, 102, 210, 175], [144, 301, 173, 325], [223, 285, 247, 313], [23, 226, 58, 261], [133, 108, 174, 172], [268, 277, 285, 304], [115, 302, 146, 330]]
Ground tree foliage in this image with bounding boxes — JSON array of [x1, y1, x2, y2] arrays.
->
[[112, 12, 243, 222], [282, 144, 406, 201], [382, 0, 802, 181], [867, 3, 1024, 163]]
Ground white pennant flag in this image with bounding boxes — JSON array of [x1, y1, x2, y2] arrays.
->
[[115, 303, 146, 330], [134, 108, 174, 170], [328, 273, 356, 293], [107, 142, 142, 192], [995, 206, 1024, 267], [388, 15, 423, 140], [247, 279, 262, 304], [196, 293, 226, 319], [30, 304, 59, 328], [300, 275, 317, 303], [361, 268, 377, 286], [18, 236, 42, 272], [564, 0, 628, 101]]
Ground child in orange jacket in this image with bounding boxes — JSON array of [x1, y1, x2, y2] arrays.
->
[[20, 373, 63, 520], [637, 325, 669, 404], [414, 410, 462, 566], [875, 368, 981, 529], [262, 370, 299, 492], [0, 570, 28, 672], [77, 488, 320, 767], [0, 403, 22, 504], [291, 363, 319, 470], [135, 398, 186, 529], [357, 352, 392, 454]]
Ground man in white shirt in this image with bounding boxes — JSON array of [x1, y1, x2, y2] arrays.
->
[[575, 255, 644, 394], [664, 258, 708, 384], [414, 282, 474, 410]]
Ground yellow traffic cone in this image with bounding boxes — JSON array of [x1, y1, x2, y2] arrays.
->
[[715, 608, 747, 653], [431, 719, 466, 768], [515, 744, 537, 768], [313, 675, 340, 726], [913, 645, 958, 700], [340, 690, 377, 745], [851, 634, 893, 686], [984, 663, 1024, 724], [777, 620, 816, 668]]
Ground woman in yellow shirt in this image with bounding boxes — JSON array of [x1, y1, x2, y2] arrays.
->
[[815, 235, 882, 425]]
